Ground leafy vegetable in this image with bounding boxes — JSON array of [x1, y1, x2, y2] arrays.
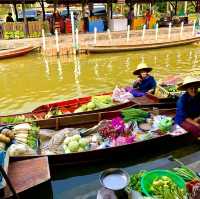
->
[[158, 117, 173, 133], [121, 108, 149, 123], [172, 158, 200, 182], [128, 170, 147, 192], [0, 116, 33, 124]]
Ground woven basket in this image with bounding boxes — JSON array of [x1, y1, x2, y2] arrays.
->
[[155, 84, 183, 99]]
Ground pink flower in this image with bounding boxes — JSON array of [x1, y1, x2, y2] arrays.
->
[[111, 117, 125, 133]]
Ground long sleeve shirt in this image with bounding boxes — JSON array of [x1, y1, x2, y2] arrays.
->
[[174, 92, 200, 125], [133, 75, 156, 93]]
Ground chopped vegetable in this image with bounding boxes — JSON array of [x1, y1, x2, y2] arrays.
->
[[150, 176, 186, 199]]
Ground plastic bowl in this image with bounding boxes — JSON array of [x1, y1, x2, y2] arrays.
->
[[141, 169, 186, 197]]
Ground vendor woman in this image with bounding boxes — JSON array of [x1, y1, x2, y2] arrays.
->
[[175, 76, 200, 137], [132, 63, 156, 94]]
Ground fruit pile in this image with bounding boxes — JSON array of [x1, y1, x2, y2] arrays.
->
[[63, 134, 89, 153], [74, 95, 113, 113], [4, 31, 25, 39]]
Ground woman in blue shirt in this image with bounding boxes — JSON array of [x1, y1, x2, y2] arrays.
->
[[174, 76, 200, 137], [132, 63, 156, 94]]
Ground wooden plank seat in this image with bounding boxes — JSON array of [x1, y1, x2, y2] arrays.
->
[[4, 157, 50, 198]]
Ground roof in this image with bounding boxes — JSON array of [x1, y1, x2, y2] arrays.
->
[[0, 0, 194, 4]]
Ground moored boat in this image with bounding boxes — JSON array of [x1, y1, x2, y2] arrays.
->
[[9, 103, 195, 167], [0, 46, 36, 60], [87, 37, 200, 54], [0, 91, 175, 125]]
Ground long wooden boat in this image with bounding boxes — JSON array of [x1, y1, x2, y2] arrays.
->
[[0, 46, 36, 59], [10, 103, 196, 167], [0, 93, 166, 123], [87, 37, 200, 54]]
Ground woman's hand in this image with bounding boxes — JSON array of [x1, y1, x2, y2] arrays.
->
[[135, 77, 142, 83]]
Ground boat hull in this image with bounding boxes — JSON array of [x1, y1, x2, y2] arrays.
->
[[0, 46, 36, 59], [10, 103, 195, 167], [0, 94, 163, 123], [88, 37, 200, 54]]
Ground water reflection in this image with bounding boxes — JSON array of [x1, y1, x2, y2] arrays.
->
[[1, 45, 200, 114], [73, 55, 81, 96], [57, 58, 63, 80], [43, 56, 50, 80]]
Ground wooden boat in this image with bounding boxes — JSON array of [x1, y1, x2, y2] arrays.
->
[[0, 46, 36, 59], [10, 103, 196, 167], [0, 93, 164, 124], [87, 37, 200, 54]]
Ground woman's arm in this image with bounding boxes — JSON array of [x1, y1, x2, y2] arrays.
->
[[186, 118, 200, 127]]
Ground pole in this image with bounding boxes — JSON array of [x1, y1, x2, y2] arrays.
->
[[22, 1, 28, 37], [155, 23, 158, 40], [13, 3, 18, 21], [41, 0, 45, 21], [168, 22, 172, 40], [42, 29, 46, 52], [192, 20, 196, 36], [107, 29, 112, 43], [55, 29, 59, 56], [94, 27, 97, 45], [75, 28, 79, 50], [111, 3, 113, 19], [142, 24, 146, 41], [127, 25, 130, 42], [184, 1, 188, 15], [70, 11, 76, 54], [180, 21, 184, 38], [67, 3, 70, 17]]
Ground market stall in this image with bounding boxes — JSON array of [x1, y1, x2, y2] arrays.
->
[[132, 15, 157, 30], [1, 21, 49, 39], [109, 17, 127, 32]]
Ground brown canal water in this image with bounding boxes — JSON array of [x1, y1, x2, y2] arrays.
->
[[0, 44, 200, 115]]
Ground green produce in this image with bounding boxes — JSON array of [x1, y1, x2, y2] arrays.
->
[[150, 176, 186, 199], [74, 95, 113, 113], [63, 135, 89, 153], [158, 117, 173, 133], [121, 108, 149, 123], [165, 85, 178, 92], [128, 170, 147, 192], [79, 138, 88, 148], [68, 141, 79, 152], [172, 158, 200, 182], [45, 108, 63, 119], [13, 123, 39, 149], [26, 125, 39, 149], [0, 116, 33, 124], [71, 134, 81, 142]]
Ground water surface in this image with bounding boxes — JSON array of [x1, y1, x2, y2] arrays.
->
[[0, 45, 200, 114]]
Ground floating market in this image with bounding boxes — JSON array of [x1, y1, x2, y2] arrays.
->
[[0, 0, 200, 198]]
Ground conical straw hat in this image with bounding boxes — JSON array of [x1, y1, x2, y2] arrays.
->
[[177, 76, 200, 90], [133, 63, 152, 75]]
